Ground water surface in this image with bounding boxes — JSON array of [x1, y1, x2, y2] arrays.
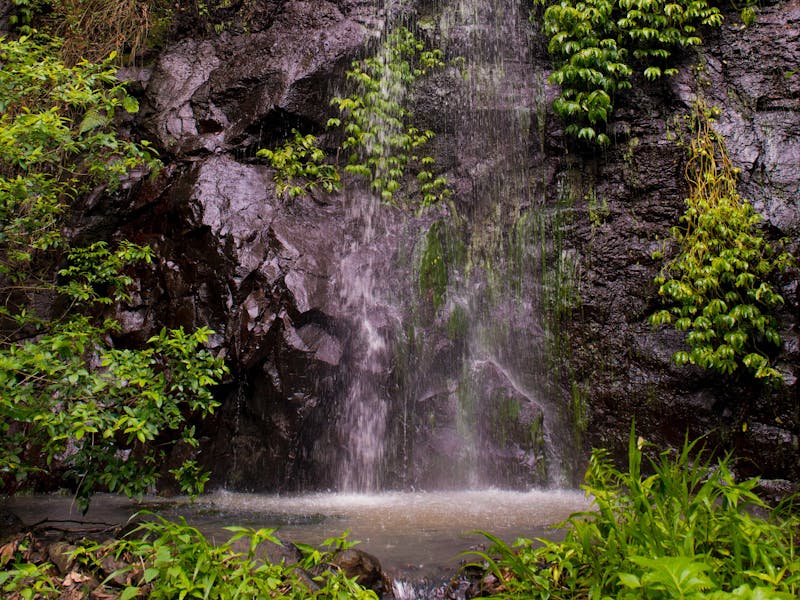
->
[[192, 489, 589, 579], [5, 488, 590, 582]]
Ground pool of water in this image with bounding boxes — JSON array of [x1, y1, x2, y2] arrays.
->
[[4, 488, 590, 584]]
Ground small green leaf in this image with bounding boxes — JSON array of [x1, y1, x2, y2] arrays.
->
[[644, 66, 662, 80], [619, 572, 642, 588], [122, 95, 140, 114], [120, 587, 140, 600]]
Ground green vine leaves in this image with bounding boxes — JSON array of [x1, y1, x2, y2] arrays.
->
[[533, 0, 722, 145], [257, 130, 341, 200], [650, 103, 793, 382], [259, 27, 451, 210], [329, 27, 450, 208]]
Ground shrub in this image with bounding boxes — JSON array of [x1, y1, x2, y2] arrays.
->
[[471, 427, 800, 598], [0, 33, 226, 507]]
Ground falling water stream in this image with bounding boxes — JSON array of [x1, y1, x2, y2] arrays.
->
[[278, 0, 588, 591], [318, 0, 580, 492]]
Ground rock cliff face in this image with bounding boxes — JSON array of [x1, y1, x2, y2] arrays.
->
[[109, 0, 380, 490], [104, 0, 799, 490], [563, 0, 800, 484]]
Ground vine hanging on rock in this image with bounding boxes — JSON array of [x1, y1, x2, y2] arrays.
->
[[328, 26, 451, 207], [650, 101, 792, 381], [532, 0, 722, 145]]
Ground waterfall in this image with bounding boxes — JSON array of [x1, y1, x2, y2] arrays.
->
[[334, 187, 395, 492], [316, 0, 581, 492]]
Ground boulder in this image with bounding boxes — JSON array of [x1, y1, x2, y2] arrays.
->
[[333, 548, 394, 598]]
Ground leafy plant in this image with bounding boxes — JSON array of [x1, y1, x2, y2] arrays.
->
[[7, 0, 48, 34], [469, 426, 800, 598], [0, 34, 226, 507], [169, 459, 212, 497], [533, 0, 722, 144], [650, 102, 792, 380], [733, 0, 758, 27], [191, 0, 258, 35], [328, 27, 450, 207], [257, 129, 341, 200], [8, 517, 379, 599], [0, 561, 60, 600], [620, 555, 714, 598]]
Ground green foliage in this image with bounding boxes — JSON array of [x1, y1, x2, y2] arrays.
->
[[0, 561, 60, 600], [0, 34, 155, 269], [169, 459, 212, 497], [470, 427, 800, 598], [191, 0, 257, 35], [257, 129, 341, 200], [533, 0, 722, 144], [8, 0, 47, 34], [2, 518, 378, 599], [0, 34, 226, 507], [736, 1, 758, 27], [0, 322, 225, 506], [417, 222, 448, 311], [260, 29, 453, 208], [650, 103, 791, 381], [328, 27, 450, 207]]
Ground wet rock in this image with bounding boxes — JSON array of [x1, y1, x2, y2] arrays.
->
[[144, 38, 221, 154], [0, 509, 24, 542], [670, 2, 800, 230], [402, 357, 550, 489], [564, 0, 800, 478], [296, 323, 343, 366], [47, 541, 77, 575], [99, 557, 130, 588], [756, 479, 800, 505], [142, 1, 373, 156], [433, 563, 501, 600], [95, 0, 800, 492], [333, 548, 394, 598], [0, 1, 14, 34]]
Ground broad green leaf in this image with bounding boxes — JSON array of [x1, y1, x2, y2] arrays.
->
[[122, 95, 139, 114]]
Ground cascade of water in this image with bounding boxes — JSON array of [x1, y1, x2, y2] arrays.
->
[[334, 190, 396, 491], [319, 0, 579, 492], [438, 0, 546, 486], [329, 16, 411, 491]]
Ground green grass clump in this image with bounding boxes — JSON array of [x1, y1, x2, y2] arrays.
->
[[471, 428, 800, 598]]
